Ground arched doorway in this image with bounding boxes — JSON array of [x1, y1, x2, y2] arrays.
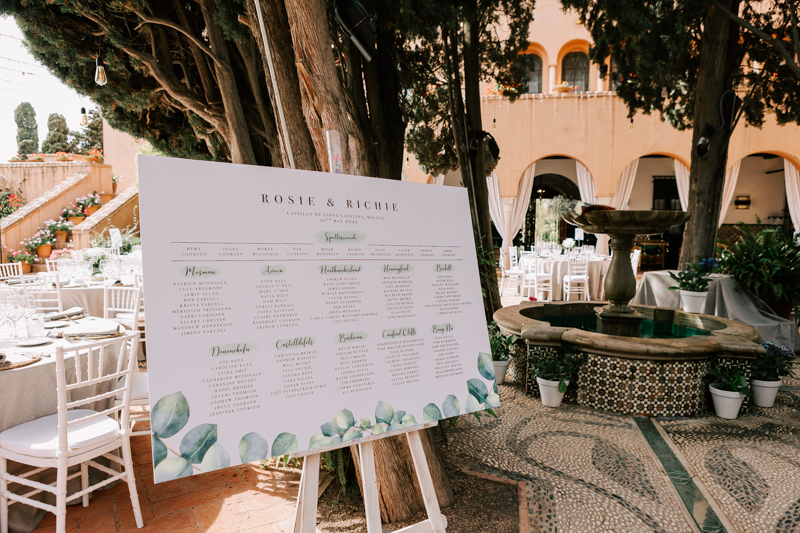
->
[[517, 172, 596, 248]]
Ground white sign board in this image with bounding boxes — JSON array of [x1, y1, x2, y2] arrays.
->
[[138, 156, 496, 483], [109, 228, 123, 249]]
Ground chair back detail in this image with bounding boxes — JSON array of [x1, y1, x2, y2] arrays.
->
[[508, 247, 519, 269], [0, 263, 22, 278], [20, 273, 63, 313], [104, 286, 143, 329]]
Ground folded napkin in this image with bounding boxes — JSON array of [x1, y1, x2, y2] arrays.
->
[[61, 318, 123, 341], [42, 307, 86, 322]]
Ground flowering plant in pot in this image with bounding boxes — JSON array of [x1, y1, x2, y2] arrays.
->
[[55, 151, 73, 161], [530, 344, 585, 408], [76, 193, 102, 216], [4, 248, 35, 272], [49, 248, 74, 261], [751, 342, 796, 407], [708, 367, 751, 419], [668, 258, 719, 313], [88, 148, 104, 162], [8, 155, 23, 163], [23, 228, 55, 258], [46, 218, 74, 243], [0, 188, 24, 219], [28, 153, 44, 162], [488, 321, 521, 385]]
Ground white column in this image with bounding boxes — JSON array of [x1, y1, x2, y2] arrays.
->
[[548, 65, 556, 93], [596, 68, 604, 92], [502, 197, 515, 247]]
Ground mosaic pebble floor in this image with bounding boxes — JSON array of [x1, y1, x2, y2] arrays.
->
[[659, 387, 800, 533], [444, 382, 696, 532]]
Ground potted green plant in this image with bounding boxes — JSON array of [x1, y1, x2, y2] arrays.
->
[[488, 321, 517, 384], [46, 218, 73, 243], [751, 342, 796, 407], [718, 223, 800, 319], [76, 193, 102, 217], [61, 204, 85, 224], [4, 248, 35, 273], [23, 228, 55, 259], [708, 366, 751, 419], [668, 258, 719, 313], [530, 344, 585, 408]]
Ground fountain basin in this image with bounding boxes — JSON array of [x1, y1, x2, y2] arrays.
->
[[494, 301, 765, 416]]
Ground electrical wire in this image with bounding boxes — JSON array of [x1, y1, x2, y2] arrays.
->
[[0, 64, 39, 76], [0, 55, 47, 69], [0, 33, 23, 41]]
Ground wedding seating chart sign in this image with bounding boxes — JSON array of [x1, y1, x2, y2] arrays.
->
[[138, 156, 496, 483]]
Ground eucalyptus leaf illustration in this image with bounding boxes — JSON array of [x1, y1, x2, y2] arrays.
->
[[272, 432, 299, 456], [467, 378, 489, 404], [423, 403, 443, 422], [151, 391, 190, 439], [493, 381, 498, 394], [152, 435, 167, 468], [477, 352, 495, 380], [400, 414, 417, 428], [334, 409, 355, 433], [238, 432, 269, 464], [320, 421, 338, 437], [371, 424, 385, 435], [485, 392, 501, 408], [388, 410, 407, 431], [375, 401, 394, 425], [442, 395, 460, 418], [359, 417, 372, 429], [331, 435, 342, 445], [465, 394, 482, 413], [342, 428, 363, 441], [180, 424, 218, 464], [154, 457, 193, 483], [201, 442, 230, 472], [309, 433, 335, 449]]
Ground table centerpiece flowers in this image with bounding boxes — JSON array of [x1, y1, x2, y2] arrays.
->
[[668, 258, 719, 313], [81, 247, 109, 274], [46, 218, 74, 243], [4, 248, 35, 273], [562, 237, 576, 251]]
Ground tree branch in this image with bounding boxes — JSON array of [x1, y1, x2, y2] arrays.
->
[[134, 11, 233, 74], [712, 0, 800, 80], [792, 6, 800, 63]]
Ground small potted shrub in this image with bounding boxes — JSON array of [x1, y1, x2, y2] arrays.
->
[[5, 248, 35, 273], [488, 321, 518, 384], [751, 342, 796, 407], [62, 204, 85, 224], [531, 344, 585, 408], [669, 258, 719, 313], [46, 218, 73, 244], [708, 366, 751, 419]]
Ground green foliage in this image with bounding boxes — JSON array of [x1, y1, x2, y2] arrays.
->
[[668, 259, 719, 292], [718, 224, 800, 310], [530, 344, 586, 393], [41, 113, 76, 153], [73, 109, 103, 154], [561, 0, 800, 129], [753, 342, 797, 382], [14, 102, 38, 158], [487, 321, 523, 362], [709, 366, 751, 396], [0, 187, 25, 218], [90, 222, 141, 254]]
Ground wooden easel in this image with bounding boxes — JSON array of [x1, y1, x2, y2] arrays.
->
[[291, 422, 447, 533], [290, 134, 447, 531]]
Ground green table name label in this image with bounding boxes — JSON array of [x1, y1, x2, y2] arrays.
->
[[180, 266, 219, 277], [431, 324, 454, 334], [276, 336, 315, 350], [208, 343, 255, 357], [316, 230, 365, 244], [319, 264, 361, 274], [260, 265, 286, 276], [335, 331, 368, 344], [434, 264, 454, 272], [382, 327, 417, 339], [383, 264, 413, 274]]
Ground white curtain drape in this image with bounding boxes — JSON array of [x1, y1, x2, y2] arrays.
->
[[674, 160, 690, 211], [612, 159, 639, 210], [717, 160, 742, 227], [785, 159, 800, 233], [432, 174, 445, 186], [487, 166, 535, 268], [575, 161, 596, 204]]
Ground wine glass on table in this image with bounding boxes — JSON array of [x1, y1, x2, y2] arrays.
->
[[5, 294, 26, 342]]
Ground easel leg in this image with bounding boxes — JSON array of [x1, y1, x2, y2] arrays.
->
[[359, 441, 382, 533], [406, 431, 447, 532], [292, 454, 321, 533]]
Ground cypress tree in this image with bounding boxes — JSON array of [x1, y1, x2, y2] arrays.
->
[[14, 102, 38, 158], [41, 113, 76, 153]]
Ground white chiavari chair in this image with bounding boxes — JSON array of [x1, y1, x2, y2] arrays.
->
[[563, 254, 590, 301], [0, 263, 22, 279], [20, 274, 63, 313], [0, 332, 144, 533]]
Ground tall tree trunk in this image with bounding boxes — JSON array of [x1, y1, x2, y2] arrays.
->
[[283, 0, 377, 176], [679, 1, 740, 268], [350, 429, 455, 523], [463, 3, 502, 319], [200, 0, 258, 165], [247, 0, 322, 171]]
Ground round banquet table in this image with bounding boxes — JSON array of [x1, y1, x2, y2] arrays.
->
[[520, 255, 611, 301], [60, 283, 106, 318], [0, 319, 126, 533]]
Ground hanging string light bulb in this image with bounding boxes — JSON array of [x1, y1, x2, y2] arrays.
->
[[95, 57, 108, 86], [492, 117, 497, 130], [80, 107, 88, 126]]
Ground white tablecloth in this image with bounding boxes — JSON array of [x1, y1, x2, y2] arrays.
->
[[632, 271, 800, 351], [61, 284, 105, 318], [520, 256, 610, 301], [0, 320, 126, 533]]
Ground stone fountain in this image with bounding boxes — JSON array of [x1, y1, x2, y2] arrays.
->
[[563, 209, 692, 337], [493, 209, 765, 417]]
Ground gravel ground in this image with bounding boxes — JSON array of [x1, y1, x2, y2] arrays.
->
[[316, 468, 519, 533]]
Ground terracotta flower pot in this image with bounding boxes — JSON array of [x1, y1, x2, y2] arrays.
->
[[112, 183, 118, 194], [89, 157, 104, 164], [84, 205, 100, 217], [100, 194, 114, 204], [69, 216, 86, 225], [55, 230, 69, 243], [19, 261, 32, 274], [37, 244, 52, 258]]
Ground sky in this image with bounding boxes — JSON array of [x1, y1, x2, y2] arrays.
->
[[0, 16, 97, 159]]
